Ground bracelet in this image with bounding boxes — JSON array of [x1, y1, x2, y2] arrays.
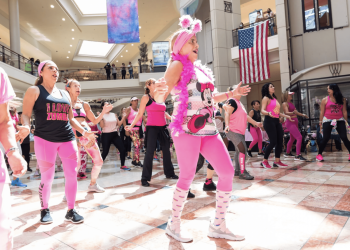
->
[[319, 121, 322, 124], [82, 130, 86, 136], [225, 92, 229, 99], [5, 147, 18, 158]]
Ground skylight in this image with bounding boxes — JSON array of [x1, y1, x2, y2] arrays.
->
[[73, 0, 107, 15], [78, 41, 114, 57]]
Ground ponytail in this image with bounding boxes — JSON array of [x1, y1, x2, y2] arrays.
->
[[35, 76, 43, 86]]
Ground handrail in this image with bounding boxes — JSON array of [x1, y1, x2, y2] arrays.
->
[[0, 44, 36, 75], [232, 16, 277, 47]]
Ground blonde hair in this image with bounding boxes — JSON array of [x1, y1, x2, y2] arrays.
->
[[281, 91, 290, 103], [144, 78, 156, 94], [167, 30, 183, 67]]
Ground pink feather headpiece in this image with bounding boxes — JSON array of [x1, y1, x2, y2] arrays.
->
[[173, 15, 202, 55]]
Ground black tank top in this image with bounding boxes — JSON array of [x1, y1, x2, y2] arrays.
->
[[33, 85, 75, 142], [249, 109, 261, 130]]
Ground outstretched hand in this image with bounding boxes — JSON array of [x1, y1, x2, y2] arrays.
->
[[232, 82, 251, 97], [102, 103, 113, 113], [154, 77, 168, 103]]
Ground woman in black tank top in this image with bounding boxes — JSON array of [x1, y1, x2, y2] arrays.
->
[[20, 60, 96, 225], [247, 100, 264, 157]]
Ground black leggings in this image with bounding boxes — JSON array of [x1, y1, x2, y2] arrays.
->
[[21, 143, 30, 168], [196, 154, 214, 173], [142, 126, 175, 181], [263, 116, 283, 159], [318, 121, 350, 155], [101, 132, 125, 165]]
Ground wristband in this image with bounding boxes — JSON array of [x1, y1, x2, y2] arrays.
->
[[225, 92, 229, 99], [5, 147, 18, 158]]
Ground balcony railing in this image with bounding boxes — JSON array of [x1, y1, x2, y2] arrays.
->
[[232, 16, 277, 47], [0, 44, 38, 75]]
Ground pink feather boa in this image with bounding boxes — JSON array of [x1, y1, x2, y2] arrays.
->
[[169, 53, 196, 136]]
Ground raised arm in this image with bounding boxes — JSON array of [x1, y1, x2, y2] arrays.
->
[[125, 95, 148, 131], [212, 82, 251, 103], [84, 102, 113, 124]]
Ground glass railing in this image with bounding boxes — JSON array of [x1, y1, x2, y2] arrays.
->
[[232, 16, 277, 47]]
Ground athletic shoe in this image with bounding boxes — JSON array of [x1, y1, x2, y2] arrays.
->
[[187, 189, 195, 198], [120, 166, 131, 171], [62, 195, 66, 202], [11, 178, 27, 187], [295, 155, 307, 161], [234, 170, 240, 177], [132, 160, 140, 166], [34, 169, 40, 176], [56, 166, 63, 172], [141, 179, 150, 187], [65, 209, 84, 224], [154, 155, 159, 161], [166, 175, 179, 179], [316, 154, 324, 162], [284, 152, 295, 158], [239, 170, 254, 180], [273, 161, 288, 168], [260, 160, 272, 169], [78, 173, 87, 179], [88, 183, 105, 193], [203, 178, 217, 191], [40, 209, 53, 224], [165, 217, 193, 242], [27, 167, 33, 172], [139, 162, 143, 168], [247, 150, 253, 158], [257, 153, 264, 157], [127, 156, 132, 160], [208, 219, 245, 241]]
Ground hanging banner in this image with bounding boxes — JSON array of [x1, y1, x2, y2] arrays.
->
[[107, 0, 140, 44], [152, 42, 169, 66]]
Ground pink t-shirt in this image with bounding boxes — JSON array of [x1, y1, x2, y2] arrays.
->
[[0, 67, 15, 184], [227, 98, 247, 135], [325, 96, 343, 120]]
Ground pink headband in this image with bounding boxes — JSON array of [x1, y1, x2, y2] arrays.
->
[[172, 15, 202, 55], [38, 60, 52, 77]]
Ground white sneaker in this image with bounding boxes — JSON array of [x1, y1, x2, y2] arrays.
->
[[208, 219, 245, 241], [56, 166, 63, 172], [88, 183, 105, 193], [165, 217, 192, 242], [34, 169, 40, 176], [62, 195, 66, 202]]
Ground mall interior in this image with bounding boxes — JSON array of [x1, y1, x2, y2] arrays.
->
[[1, 0, 350, 249]]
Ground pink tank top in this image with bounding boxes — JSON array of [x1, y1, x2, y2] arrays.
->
[[146, 95, 166, 126], [266, 98, 280, 118], [127, 107, 142, 130], [227, 98, 247, 135], [102, 113, 118, 133], [325, 96, 343, 119], [286, 102, 298, 125]]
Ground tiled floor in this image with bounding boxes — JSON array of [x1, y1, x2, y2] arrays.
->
[[9, 149, 350, 250]]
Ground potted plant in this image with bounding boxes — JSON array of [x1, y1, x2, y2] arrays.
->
[[138, 42, 149, 71]]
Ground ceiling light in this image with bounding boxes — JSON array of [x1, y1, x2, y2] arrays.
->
[[121, 56, 123, 57], [68, 51, 70, 53], [72, 38, 74, 40], [67, 56, 69, 58], [70, 45, 72, 47], [72, 29, 74, 31], [126, 50, 128, 52], [50, 5, 54, 8], [62, 18, 65, 21], [139, 26, 141, 29], [116, 60, 118, 62], [131, 44, 134, 46]]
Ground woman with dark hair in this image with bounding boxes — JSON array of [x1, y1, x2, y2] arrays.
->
[[282, 91, 308, 161], [99, 101, 130, 170], [104, 63, 111, 80], [247, 100, 264, 157], [260, 83, 293, 168], [20, 60, 96, 224], [317, 84, 350, 162], [126, 79, 178, 186], [125, 97, 143, 166]]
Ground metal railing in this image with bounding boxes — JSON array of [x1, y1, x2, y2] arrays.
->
[[0, 44, 38, 76], [232, 16, 277, 47]]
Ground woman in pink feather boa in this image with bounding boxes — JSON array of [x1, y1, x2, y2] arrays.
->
[[154, 15, 250, 243]]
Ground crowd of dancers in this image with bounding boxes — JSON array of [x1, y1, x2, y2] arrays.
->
[[1, 15, 350, 248]]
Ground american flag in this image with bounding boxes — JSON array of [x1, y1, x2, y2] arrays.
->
[[238, 20, 270, 84]]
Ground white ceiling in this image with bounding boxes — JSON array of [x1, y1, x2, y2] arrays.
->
[[0, 0, 179, 70]]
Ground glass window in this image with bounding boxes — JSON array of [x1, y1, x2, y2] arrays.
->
[[318, 0, 332, 29], [303, 0, 316, 31]]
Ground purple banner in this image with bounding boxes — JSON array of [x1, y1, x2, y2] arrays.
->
[[107, 0, 140, 44]]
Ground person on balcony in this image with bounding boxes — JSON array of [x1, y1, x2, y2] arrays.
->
[[121, 63, 126, 79], [128, 62, 134, 79], [265, 8, 275, 36], [104, 63, 111, 80], [111, 64, 117, 79], [255, 11, 263, 23]]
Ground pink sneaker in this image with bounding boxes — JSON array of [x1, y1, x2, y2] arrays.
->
[[316, 154, 324, 162], [273, 161, 288, 168], [260, 160, 272, 169]]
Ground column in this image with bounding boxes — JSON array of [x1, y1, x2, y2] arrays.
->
[[209, 0, 241, 93], [8, 0, 21, 55], [275, 0, 290, 91]]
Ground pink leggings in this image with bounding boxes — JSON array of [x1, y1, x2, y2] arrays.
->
[[173, 133, 234, 191], [34, 136, 78, 210], [249, 127, 262, 150], [286, 121, 302, 155]]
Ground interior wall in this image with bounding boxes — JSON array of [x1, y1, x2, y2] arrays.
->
[[240, 0, 276, 24]]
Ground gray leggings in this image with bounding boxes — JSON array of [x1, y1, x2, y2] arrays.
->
[[226, 131, 247, 172]]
